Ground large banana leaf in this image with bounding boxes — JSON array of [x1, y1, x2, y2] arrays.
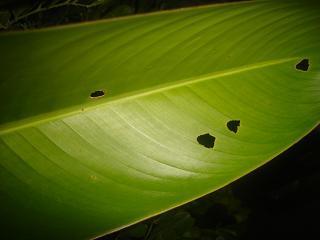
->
[[0, 0, 320, 239]]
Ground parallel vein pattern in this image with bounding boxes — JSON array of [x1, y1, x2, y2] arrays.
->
[[0, 1, 320, 239]]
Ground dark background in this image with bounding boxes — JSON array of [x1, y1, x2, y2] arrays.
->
[[1, 1, 319, 240], [0, 0, 243, 30]]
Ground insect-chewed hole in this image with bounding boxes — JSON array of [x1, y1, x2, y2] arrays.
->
[[197, 133, 216, 149], [227, 120, 240, 133], [90, 90, 105, 98], [295, 59, 309, 71]]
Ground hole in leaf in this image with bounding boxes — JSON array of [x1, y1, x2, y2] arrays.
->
[[227, 120, 240, 133], [197, 133, 216, 148], [90, 90, 105, 98], [295, 59, 309, 71]]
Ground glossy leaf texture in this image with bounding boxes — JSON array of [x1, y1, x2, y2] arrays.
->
[[0, 1, 320, 239]]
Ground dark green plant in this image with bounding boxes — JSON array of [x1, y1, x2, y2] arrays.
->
[[0, 0, 319, 239]]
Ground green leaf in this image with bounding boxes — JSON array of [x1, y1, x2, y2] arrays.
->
[[0, 1, 319, 239]]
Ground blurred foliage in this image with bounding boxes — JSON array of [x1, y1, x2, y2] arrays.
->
[[101, 187, 249, 240], [0, 0, 243, 30]]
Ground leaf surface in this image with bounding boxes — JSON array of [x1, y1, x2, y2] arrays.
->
[[0, 1, 320, 239]]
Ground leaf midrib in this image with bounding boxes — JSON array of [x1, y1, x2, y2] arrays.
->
[[0, 57, 298, 135]]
